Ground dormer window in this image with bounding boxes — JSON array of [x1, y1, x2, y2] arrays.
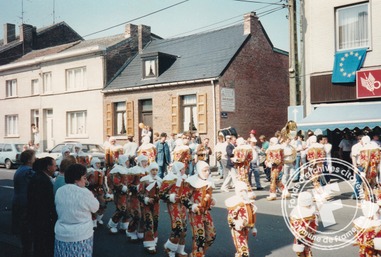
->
[[141, 52, 177, 80], [143, 59, 157, 79]]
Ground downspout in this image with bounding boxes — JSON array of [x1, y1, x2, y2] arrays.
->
[[211, 80, 217, 167]]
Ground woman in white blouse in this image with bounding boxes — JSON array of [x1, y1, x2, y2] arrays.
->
[[54, 164, 99, 257]]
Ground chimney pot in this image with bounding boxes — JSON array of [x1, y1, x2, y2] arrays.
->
[[244, 12, 258, 35], [3, 23, 16, 44], [125, 24, 138, 38]]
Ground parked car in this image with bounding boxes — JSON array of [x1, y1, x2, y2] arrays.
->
[[0, 143, 24, 169], [36, 141, 105, 168]]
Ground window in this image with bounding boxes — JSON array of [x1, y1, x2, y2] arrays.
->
[[182, 95, 198, 132], [6, 79, 17, 97], [5, 115, 18, 136], [66, 67, 86, 90], [143, 59, 157, 78], [114, 102, 126, 135], [67, 111, 87, 137], [31, 79, 39, 95], [43, 72, 52, 93], [336, 3, 369, 50]]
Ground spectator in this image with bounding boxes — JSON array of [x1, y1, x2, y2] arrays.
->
[[12, 149, 36, 257], [221, 135, 238, 192], [54, 156, 76, 195], [155, 132, 171, 179], [249, 129, 257, 143], [28, 157, 57, 257], [259, 135, 270, 181], [123, 136, 138, 166], [249, 138, 263, 190], [196, 137, 212, 165], [54, 164, 99, 257], [339, 133, 353, 164], [214, 135, 227, 179]]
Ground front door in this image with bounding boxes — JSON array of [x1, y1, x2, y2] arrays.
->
[[44, 109, 54, 151]]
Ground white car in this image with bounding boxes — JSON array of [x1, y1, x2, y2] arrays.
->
[[0, 143, 24, 169], [36, 141, 105, 168]]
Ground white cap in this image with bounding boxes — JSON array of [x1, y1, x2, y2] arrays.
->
[[91, 157, 101, 168], [309, 135, 317, 144], [236, 137, 245, 146], [118, 155, 129, 168], [298, 192, 313, 207], [361, 135, 371, 145], [137, 155, 148, 166], [148, 162, 159, 172], [269, 137, 278, 146], [61, 146, 71, 155], [171, 161, 185, 175], [195, 161, 210, 179], [235, 181, 248, 196]]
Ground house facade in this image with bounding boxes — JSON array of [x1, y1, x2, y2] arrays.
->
[[0, 22, 154, 151], [299, 0, 381, 134], [103, 12, 289, 150]]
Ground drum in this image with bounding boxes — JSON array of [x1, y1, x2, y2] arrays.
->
[[284, 144, 297, 164], [218, 127, 238, 139]]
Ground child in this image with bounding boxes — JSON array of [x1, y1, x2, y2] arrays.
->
[[181, 161, 216, 257], [353, 201, 381, 257], [86, 157, 107, 228], [107, 163, 129, 234], [160, 161, 188, 257], [225, 181, 257, 257], [126, 155, 149, 241], [139, 162, 162, 254], [290, 191, 318, 257]]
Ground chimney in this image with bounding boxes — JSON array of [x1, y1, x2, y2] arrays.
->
[[19, 24, 36, 43], [125, 24, 138, 38], [243, 12, 258, 35], [138, 25, 151, 53], [3, 23, 16, 44]]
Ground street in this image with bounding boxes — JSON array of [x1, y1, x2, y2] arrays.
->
[[0, 167, 359, 257]]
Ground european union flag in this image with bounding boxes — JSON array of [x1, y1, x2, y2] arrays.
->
[[331, 48, 367, 83]]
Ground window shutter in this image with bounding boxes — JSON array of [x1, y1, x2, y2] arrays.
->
[[126, 101, 134, 136], [171, 96, 179, 133], [106, 103, 114, 136], [197, 93, 207, 134]]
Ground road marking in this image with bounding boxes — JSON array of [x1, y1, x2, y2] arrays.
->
[[0, 185, 14, 189]]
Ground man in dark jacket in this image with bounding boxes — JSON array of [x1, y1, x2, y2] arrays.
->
[[28, 157, 58, 257], [220, 135, 237, 192], [155, 132, 171, 178], [12, 149, 36, 257]]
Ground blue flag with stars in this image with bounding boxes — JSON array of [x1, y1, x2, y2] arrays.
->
[[331, 48, 367, 83]]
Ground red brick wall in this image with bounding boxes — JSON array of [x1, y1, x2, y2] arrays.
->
[[219, 31, 289, 140]]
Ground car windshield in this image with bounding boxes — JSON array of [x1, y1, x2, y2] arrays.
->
[[82, 144, 104, 153], [51, 144, 73, 153], [15, 144, 24, 152]]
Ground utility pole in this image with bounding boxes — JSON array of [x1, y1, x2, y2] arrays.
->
[[288, 0, 300, 106]]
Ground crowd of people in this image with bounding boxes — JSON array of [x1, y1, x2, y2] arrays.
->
[[11, 123, 381, 257]]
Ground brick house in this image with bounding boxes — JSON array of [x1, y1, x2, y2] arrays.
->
[[0, 22, 158, 151], [103, 12, 289, 151]]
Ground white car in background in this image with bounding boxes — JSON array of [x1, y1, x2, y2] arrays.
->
[[36, 141, 105, 168], [0, 143, 24, 169]]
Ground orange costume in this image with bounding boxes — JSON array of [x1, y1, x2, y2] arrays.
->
[[126, 155, 148, 241], [290, 192, 318, 257], [181, 161, 216, 257], [266, 137, 285, 201], [139, 162, 162, 253], [353, 201, 381, 257], [225, 181, 257, 257], [160, 162, 188, 257], [233, 139, 253, 191], [173, 144, 192, 171], [359, 141, 381, 201], [138, 136, 157, 164]]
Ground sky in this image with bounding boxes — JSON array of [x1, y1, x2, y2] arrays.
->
[[0, 0, 290, 51]]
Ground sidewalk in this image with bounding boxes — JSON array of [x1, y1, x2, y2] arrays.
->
[[0, 210, 21, 257]]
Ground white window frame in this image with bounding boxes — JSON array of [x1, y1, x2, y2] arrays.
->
[[181, 94, 198, 132], [143, 59, 157, 79], [336, 2, 370, 51], [66, 67, 87, 91], [31, 79, 39, 95], [6, 79, 17, 98], [5, 115, 19, 137], [114, 102, 127, 136], [42, 72, 52, 93], [67, 111, 87, 138]]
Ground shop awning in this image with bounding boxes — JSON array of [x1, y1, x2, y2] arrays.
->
[[297, 102, 381, 131]]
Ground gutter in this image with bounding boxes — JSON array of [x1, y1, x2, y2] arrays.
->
[[101, 77, 220, 93], [0, 45, 106, 71]]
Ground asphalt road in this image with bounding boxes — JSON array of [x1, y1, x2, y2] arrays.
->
[[0, 167, 360, 257]]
